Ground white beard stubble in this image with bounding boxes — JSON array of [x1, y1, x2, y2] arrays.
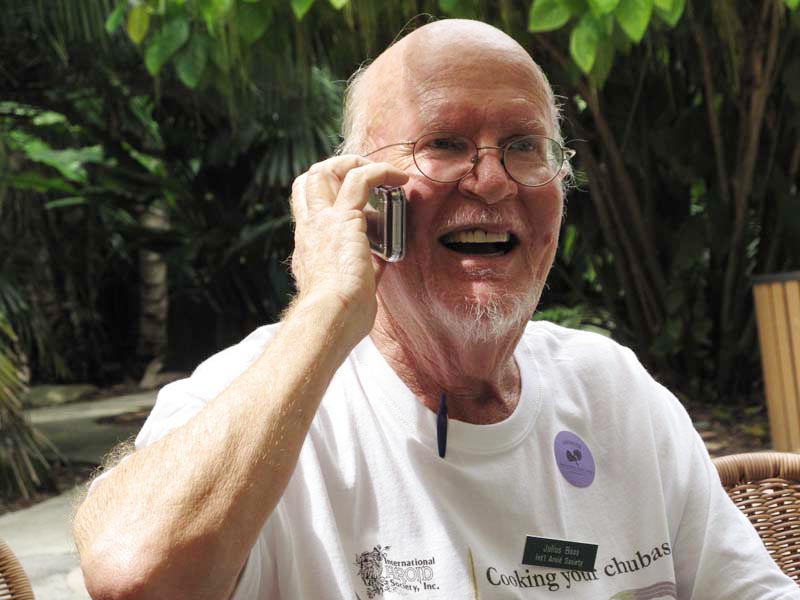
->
[[431, 282, 543, 343], [426, 206, 549, 343]]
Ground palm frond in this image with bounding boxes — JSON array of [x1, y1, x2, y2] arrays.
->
[[0, 313, 56, 500]]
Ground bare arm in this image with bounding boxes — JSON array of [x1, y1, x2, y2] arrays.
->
[[74, 156, 408, 600]]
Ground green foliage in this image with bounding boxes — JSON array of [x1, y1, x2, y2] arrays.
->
[[2, 0, 799, 411], [237, 3, 273, 44], [105, 0, 126, 34], [127, 4, 151, 44], [2, 0, 347, 381], [0, 314, 55, 500], [7, 130, 103, 182], [533, 303, 613, 337], [529, 0, 800, 399], [175, 32, 211, 88], [106, 0, 323, 104], [144, 17, 190, 75], [589, 0, 620, 15], [529, 0, 573, 32], [199, 0, 235, 28], [654, 0, 684, 27], [292, 0, 317, 20], [615, 0, 653, 43], [590, 33, 615, 87], [528, 0, 685, 85], [571, 14, 602, 73]]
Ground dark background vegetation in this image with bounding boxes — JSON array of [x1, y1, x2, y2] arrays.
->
[[1, 0, 798, 498]]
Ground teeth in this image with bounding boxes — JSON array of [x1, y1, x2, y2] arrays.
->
[[443, 229, 511, 243]]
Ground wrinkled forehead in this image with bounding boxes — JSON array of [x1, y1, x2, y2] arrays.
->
[[364, 25, 554, 140], [408, 54, 551, 132]]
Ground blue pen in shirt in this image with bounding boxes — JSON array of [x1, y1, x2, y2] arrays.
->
[[437, 393, 448, 458]]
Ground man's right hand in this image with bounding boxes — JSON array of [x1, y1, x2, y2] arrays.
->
[[290, 155, 408, 344]]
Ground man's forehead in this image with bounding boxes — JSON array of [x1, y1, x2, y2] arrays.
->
[[362, 20, 553, 139], [415, 103, 551, 137], [403, 61, 549, 127]]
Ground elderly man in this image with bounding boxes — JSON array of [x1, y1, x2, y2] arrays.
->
[[74, 19, 797, 600]]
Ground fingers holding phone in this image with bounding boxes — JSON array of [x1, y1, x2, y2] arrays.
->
[[298, 156, 406, 212], [289, 156, 408, 334]]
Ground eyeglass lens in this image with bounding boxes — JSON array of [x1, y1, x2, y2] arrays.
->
[[412, 132, 565, 187]]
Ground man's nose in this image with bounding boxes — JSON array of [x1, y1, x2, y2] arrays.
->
[[458, 148, 517, 205]]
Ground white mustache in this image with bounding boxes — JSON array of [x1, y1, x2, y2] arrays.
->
[[440, 206, 522, 233]]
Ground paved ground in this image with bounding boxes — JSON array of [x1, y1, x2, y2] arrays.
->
[[0, 392, 157, 600]]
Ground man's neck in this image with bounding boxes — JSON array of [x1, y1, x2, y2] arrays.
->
[[369, 314, 523, 425]]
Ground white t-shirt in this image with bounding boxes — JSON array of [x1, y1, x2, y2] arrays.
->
[[136, 321, 799, 599]]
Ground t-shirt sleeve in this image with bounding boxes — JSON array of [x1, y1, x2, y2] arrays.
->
[[119, 324, 283, 599], [655, 395, 800, 598], [135, 324, 279, 449]]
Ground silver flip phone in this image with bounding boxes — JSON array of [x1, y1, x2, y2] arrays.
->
[[365, 185, 406, 262]]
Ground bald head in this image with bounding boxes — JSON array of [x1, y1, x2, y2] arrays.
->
[[340, 19, 560, 153]]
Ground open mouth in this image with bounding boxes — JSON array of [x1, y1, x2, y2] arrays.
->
[[439, 229, 519, 256]]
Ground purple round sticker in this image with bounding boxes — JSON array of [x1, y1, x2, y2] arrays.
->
[[554, 431, 595, 488]]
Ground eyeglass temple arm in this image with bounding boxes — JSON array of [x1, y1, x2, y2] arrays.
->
[[362, 142, 415, 158]]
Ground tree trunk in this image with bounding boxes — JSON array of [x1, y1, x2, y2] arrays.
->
[[137, 201, 169, 365]]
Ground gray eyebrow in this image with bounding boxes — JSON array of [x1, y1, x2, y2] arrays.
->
[[418, 116, 550, 138], [515, 118, 549, 136]]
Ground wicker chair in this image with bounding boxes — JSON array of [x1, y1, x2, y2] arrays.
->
[[0, 540, 34, 600], [713, 452, 800, 584]]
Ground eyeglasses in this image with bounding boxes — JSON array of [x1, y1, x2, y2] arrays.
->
[[364, 131, 576, 188]]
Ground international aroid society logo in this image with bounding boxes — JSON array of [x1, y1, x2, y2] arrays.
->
[[354, 545, 439, 598]]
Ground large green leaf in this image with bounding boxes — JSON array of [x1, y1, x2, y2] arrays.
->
[[589, 0, 620, 15], [601, 13, 614, 34], [13, 136, 103, 182], [785, 0, 799, 9], [615, 0, 653, 42], [236, 2, 273, 45], [44, 196, 88, 210], [175, 33, 209, 88], [199, 0, 234, 30], [654, 0, 684, 27], [528, 0, 572, 33], [328, 0, 349, 8], [145, 18, 190, 76], [590, 34, 615, 87], [105, 0, 126, 34], [563, 0, 586, 12], [570, 14, 602, 74], [5, 172, 77, 194], [126, 4, 150, 45], [291, 0, 316, 20]]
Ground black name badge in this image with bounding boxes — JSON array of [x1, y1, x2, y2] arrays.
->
[[522, 536, 598, 572]]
